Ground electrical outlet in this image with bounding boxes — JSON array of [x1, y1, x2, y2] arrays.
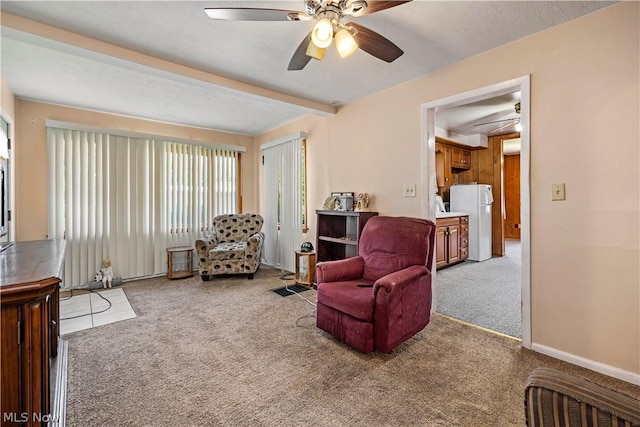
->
[[551, 183, 566, 201], [404, 184, 416, 198]]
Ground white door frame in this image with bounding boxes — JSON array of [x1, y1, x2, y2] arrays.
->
[[420, 75, 531, 349]]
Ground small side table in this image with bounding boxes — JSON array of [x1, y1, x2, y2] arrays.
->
[[294, 250, 316, 286], [167, 246, 194, 279]]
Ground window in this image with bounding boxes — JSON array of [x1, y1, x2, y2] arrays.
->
[[47, 123, 243, 288]]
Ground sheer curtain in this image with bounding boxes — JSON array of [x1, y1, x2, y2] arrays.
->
[[47, 125, 240, 289], [261, 132, 306, 273]]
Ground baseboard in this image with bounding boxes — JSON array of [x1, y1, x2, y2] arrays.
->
[[531, 343, 640, 386]]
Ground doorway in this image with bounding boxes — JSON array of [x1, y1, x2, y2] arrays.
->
[[435, 132, 522, 338], [420, 76, 531, 348]]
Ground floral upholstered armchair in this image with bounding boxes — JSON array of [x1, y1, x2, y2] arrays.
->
[[195, 214, 265, 281]]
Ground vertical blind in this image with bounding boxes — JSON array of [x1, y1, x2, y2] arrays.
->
[[47, 126, 240, 289], [261, 133, 306, 273]]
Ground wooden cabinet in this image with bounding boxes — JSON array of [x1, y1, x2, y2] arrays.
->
[[459, 216, 469, 260], [316, 210, 378, 262], [451, 147, 471, 169], [435, 144, 452, 188], [435, 141, 472, 199], [1, 240, 65, 426], [167, 246, 194, 279], [435, 215, 469, 269]]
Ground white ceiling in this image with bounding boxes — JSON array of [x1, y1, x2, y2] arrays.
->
[[0, 1, 615, 136], [436, 91, 521, 136]]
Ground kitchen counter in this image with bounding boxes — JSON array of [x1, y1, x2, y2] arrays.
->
[[436, 211, 468, 219]]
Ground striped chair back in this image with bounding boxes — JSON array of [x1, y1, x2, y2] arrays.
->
[[525, 368, 640, 427]]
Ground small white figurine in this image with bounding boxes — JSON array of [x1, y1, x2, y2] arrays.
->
[[101, 259, 114, 288]]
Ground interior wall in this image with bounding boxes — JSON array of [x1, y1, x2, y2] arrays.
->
[[14, 99, 258, 242], [1, 76, 16, 119], [258, 3, 639, 378], [1, 76, 16, 243]]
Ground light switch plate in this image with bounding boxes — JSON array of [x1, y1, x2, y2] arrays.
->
[[551, 183, 566, 201], [404, 184, 416, 197]]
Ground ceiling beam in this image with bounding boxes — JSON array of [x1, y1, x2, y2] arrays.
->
[[0, 12, 337, 116]]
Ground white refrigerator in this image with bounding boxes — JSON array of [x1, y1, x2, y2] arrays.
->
[[450, 184, 493, 261]]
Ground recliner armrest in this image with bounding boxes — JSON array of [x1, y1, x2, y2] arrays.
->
[[374, 265, 429, 294], [316, 256, 365, 283]]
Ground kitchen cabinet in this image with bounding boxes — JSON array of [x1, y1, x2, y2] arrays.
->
[[435, 144, 452, 188], [435, 215, 469, 269], [451, 147, 471, 169], [316, 210, 378, 262], [435, 141, 472, 197]]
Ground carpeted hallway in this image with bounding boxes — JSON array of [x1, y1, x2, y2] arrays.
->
[[62, 266, 639, 426], [436, 239, 522, 338]]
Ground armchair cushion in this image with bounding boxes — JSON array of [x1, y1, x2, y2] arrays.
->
[[317, 280, 375, 322], [209, 241, 247, 261]]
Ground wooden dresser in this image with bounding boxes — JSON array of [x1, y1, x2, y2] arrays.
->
[[1, 240, 66, 426]]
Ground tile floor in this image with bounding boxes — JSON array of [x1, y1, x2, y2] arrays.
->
[[59, 287, 137, 335]]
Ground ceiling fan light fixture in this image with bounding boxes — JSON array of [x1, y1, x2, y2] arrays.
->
[[311, 18, 334, 48], [305, 40, 327, 60], [335, 28, 358, 58]]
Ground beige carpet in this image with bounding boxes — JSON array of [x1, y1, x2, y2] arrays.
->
[[64, 267, 639, 426]]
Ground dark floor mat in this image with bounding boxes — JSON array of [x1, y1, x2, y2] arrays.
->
[[270, 284, 311, 297]]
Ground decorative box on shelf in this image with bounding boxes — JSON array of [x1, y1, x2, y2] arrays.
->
[[167, 246, 194, 279]]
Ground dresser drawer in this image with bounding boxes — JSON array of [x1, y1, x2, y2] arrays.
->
[[460, 224, 469, 236]]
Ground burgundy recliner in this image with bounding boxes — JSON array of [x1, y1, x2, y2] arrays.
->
[[315, 216, 436, 353]]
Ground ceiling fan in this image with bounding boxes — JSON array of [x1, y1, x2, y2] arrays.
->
[[204, 0, 412, 70], [473, 102, 522, 134]]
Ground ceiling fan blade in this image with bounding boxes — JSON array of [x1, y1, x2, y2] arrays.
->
[[204, 8, 307, 21], [348, 22, 403, 63], [355, 0, 412, 16], [473, 118, 520, 127], [488, 120, 520, 134], [288, 33, 313, 71]]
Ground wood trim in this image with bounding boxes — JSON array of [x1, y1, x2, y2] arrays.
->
[[435, 136, 485, 151], [491, 134, 505, 256], [504, 154, 521, 239], [473, 132, 520, 256]]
